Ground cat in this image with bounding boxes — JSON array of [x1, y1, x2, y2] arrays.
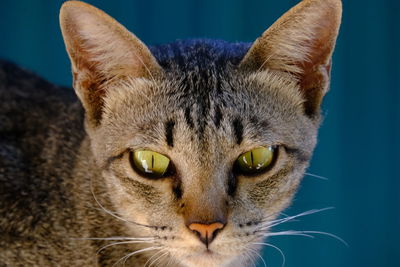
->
[[0, 0, 342, 266]]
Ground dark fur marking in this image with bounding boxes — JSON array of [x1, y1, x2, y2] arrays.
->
[[119, 177, 161, 205], [232, 118, 244, 145], [249, 116, 269, 130], [184, 108, 194, 129], [149, 40, 252, 141], [165, 120, 175, 147], [173, 179, 183, 199], [227, 172, 238, 196], [214, 105, 223, 128]]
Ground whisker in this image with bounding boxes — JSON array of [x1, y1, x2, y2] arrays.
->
[[164, 252, 174, 267], [253, 242, 286, 267], [259, 210, 284, 223], [242, 248, 258, 267], [149, 250, 169, 267], [96, 240, 156, 255], [163, 252, 174, 267], [90, 178, 157, 229], [70, 236, 156, 241], [264, 230, 315, 238], [304, 172, 329, 180], [247, 246, 267, 267], [304, 231, 348, 246], [263, 230, 348, 247], [144, 248, 166, 267], [111, 246, 161, 267], [259, 207, 335, 230]]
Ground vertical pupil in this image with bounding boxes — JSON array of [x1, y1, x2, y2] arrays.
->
[[131, 150, 171, 178], [236, 146, 275, 174]]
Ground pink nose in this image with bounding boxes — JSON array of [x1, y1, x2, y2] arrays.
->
[[188, 222, 225, 247]]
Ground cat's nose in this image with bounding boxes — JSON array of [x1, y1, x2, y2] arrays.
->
[[188, 222, 225, 247]]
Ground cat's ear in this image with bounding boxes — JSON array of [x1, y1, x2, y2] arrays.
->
[[60, 1, 161, 126], [240, 0, 342, 116]]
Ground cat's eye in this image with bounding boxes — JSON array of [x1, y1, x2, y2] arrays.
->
[[235, 146, 277, 175], [129, 150, 173, 179]]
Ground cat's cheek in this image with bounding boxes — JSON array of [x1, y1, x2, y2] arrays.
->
[[102, 165, 180, 229], [102, 172, 144, 223]]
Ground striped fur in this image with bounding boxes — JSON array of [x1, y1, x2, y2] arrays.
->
[[0, 0, 341, 266]]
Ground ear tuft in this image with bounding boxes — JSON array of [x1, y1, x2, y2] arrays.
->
[[240, 0, 342, 117]]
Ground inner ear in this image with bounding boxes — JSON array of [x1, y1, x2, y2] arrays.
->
[[240, 0, 342, 117], [60, 1, 162, 126]]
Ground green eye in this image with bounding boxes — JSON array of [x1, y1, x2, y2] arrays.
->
[[236, 146, 276, 174], [130, 150, 172, 179]]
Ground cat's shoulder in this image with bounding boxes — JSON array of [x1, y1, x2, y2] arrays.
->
[[0, 59, 76, 113], [0, 59, 82, 158], [0, 60, 84, 237]]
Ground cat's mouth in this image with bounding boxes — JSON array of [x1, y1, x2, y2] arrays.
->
[[185, 246, 220, 256], [183, 252, 225, 266], [179, 247, 233, 267], [199, 248, 218, 256]]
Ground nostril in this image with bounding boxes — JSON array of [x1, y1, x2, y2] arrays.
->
[[188, 222, 225, 247], [213, 227, 222, 236], [191, 228, 202, 239]]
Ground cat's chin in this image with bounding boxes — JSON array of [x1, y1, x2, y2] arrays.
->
[[176, 249, 241, 267]]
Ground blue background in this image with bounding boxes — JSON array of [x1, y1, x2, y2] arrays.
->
[[1, 0, 399, 266]]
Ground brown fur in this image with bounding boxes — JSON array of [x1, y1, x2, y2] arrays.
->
[[0, 0, 341, 266]]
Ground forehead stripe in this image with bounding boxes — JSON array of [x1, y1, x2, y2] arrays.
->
[[165, 120, 175, 147], [232, 118, 244, 145], [214, 105, 223, 128], [184, 107, 195, 129]]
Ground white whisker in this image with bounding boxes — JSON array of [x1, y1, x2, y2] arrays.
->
[[248, 246, 267, 267], [263, 230, 348, 247], [242, 248, 258, 267], [70, 236, 156, 241], [253, 242, 285, 267], [164, 253, 174, 267], [90, 178, 156, 229], [304, 172, 329, 180], [96, 240, 156, 255], [259, 207, 335, 230], [111, 246, 161, 267], [144, 248, 166, 267], [264, 230, 315, 238], [149, 250, 169, 267]]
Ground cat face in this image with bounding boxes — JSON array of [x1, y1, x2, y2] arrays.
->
[[60, 0, 341, 266], [92, 71, 314, 266]]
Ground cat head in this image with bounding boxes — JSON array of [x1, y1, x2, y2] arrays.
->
[[60, 0, 341, 266]]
